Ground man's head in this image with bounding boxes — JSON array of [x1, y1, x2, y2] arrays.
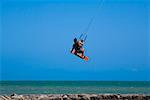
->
[[78, 40, 84, 46]]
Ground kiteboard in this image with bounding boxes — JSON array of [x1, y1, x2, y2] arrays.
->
[[71, 50, 89, 61]]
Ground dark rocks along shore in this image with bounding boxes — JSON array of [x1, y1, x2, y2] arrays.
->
[[0, 94, 150, 100]]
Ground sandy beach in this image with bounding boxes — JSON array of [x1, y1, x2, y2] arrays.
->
[[0, 94, 150, 100]]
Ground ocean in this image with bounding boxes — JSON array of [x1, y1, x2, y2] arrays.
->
[[0, 81, 150, 95]]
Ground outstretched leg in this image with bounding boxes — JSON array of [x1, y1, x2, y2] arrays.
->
[[76, 48, 85, 58], [80, 48, 84, 56]]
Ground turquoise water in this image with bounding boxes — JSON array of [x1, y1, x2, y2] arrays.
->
[[0, 81, 150, 94]]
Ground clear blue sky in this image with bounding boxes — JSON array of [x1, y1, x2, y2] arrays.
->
[[1, 0, 149, 81]]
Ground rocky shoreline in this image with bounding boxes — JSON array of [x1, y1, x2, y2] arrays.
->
[[0, 94, 150, 100]]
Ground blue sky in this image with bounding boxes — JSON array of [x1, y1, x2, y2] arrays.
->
[[1, 0, 149, 81]]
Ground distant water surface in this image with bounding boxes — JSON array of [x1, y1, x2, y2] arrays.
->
[[0, 81, 150, 94]]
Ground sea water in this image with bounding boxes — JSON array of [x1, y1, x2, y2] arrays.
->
[[0, 81, 150, 95]]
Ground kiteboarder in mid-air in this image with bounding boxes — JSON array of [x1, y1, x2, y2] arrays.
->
[[71, 37, 88, 61]]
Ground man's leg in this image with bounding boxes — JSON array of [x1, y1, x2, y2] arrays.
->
[[80, 48, 84, 56], [76, 48, 84, 58]]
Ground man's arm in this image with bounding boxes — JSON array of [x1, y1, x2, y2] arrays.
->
[[71, 44, 76, 53], [74, 38, 77, 43]]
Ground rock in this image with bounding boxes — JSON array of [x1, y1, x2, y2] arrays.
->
[[79, 94, 90, 100], [47, 95, 62, 100], [62, 94, 70, 100], [10, 94, 24, 100], [38, 95, 49, 100], [90, 94, 99, 100], [68, 94, 78, 100], [10, 93, 17, 97], [62, 95, 67, 98], [116, 94, 121, 99], [0, 95, 11, 100], [144, 95, 150, 100]]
